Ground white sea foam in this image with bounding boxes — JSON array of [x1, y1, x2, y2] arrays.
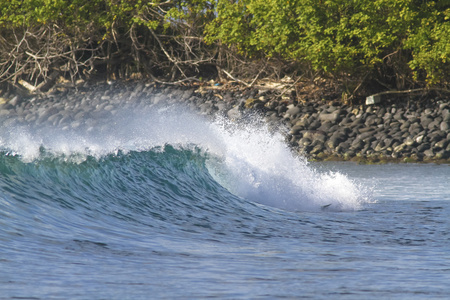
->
[[0, 96, 370, 211], [0, 103, 224, 162], [207, 116, 370, 212]]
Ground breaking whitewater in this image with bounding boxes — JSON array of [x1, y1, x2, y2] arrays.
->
[[0, 82, 372, 212], [10, 82, 450, 299]]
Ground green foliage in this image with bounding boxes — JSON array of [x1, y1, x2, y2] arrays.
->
[[0, 0, 215, 42], [0, 0, 449, 88], [405, 4, 450, 84], [204, 0, 252, 52], [0, 0, 110, 40], [205, 0, 450, 86], [0, 0, 217, 83]]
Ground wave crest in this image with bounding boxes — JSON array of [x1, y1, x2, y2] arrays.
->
[[0, 96, 371, 211]]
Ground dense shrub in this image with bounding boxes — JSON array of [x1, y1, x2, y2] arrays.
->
[[405, 2, 450, 84], [0, 0, 216, 85], [206, 0, 450, 90], [0, 0, 449, 95]]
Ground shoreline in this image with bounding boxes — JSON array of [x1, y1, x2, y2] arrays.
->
[[0, 79, 449, 164]]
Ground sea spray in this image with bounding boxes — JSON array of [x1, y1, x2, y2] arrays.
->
[[0, 94, 370, 211], [0, 103, 224, 162], [207, 116, 370, 211]]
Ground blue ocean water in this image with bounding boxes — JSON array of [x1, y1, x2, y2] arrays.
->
[[1, 99, 449, 299]]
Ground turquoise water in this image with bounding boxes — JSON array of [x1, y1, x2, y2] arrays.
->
[[1, 100, 449, 299]]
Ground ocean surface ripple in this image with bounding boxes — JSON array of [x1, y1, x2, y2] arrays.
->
[[1, 92, 449, 299]]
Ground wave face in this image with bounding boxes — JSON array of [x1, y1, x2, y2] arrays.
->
[[0, 91, 371, 299], [5, 90, 450, 300], [0, 95, 369, 215]]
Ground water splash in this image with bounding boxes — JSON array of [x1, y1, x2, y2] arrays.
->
[[207, 116, 370, 211], [0, 103, 224, 162], [0, 95, 371, 211]]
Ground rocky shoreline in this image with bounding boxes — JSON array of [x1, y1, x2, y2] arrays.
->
[[1, 80, 449, 164]]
